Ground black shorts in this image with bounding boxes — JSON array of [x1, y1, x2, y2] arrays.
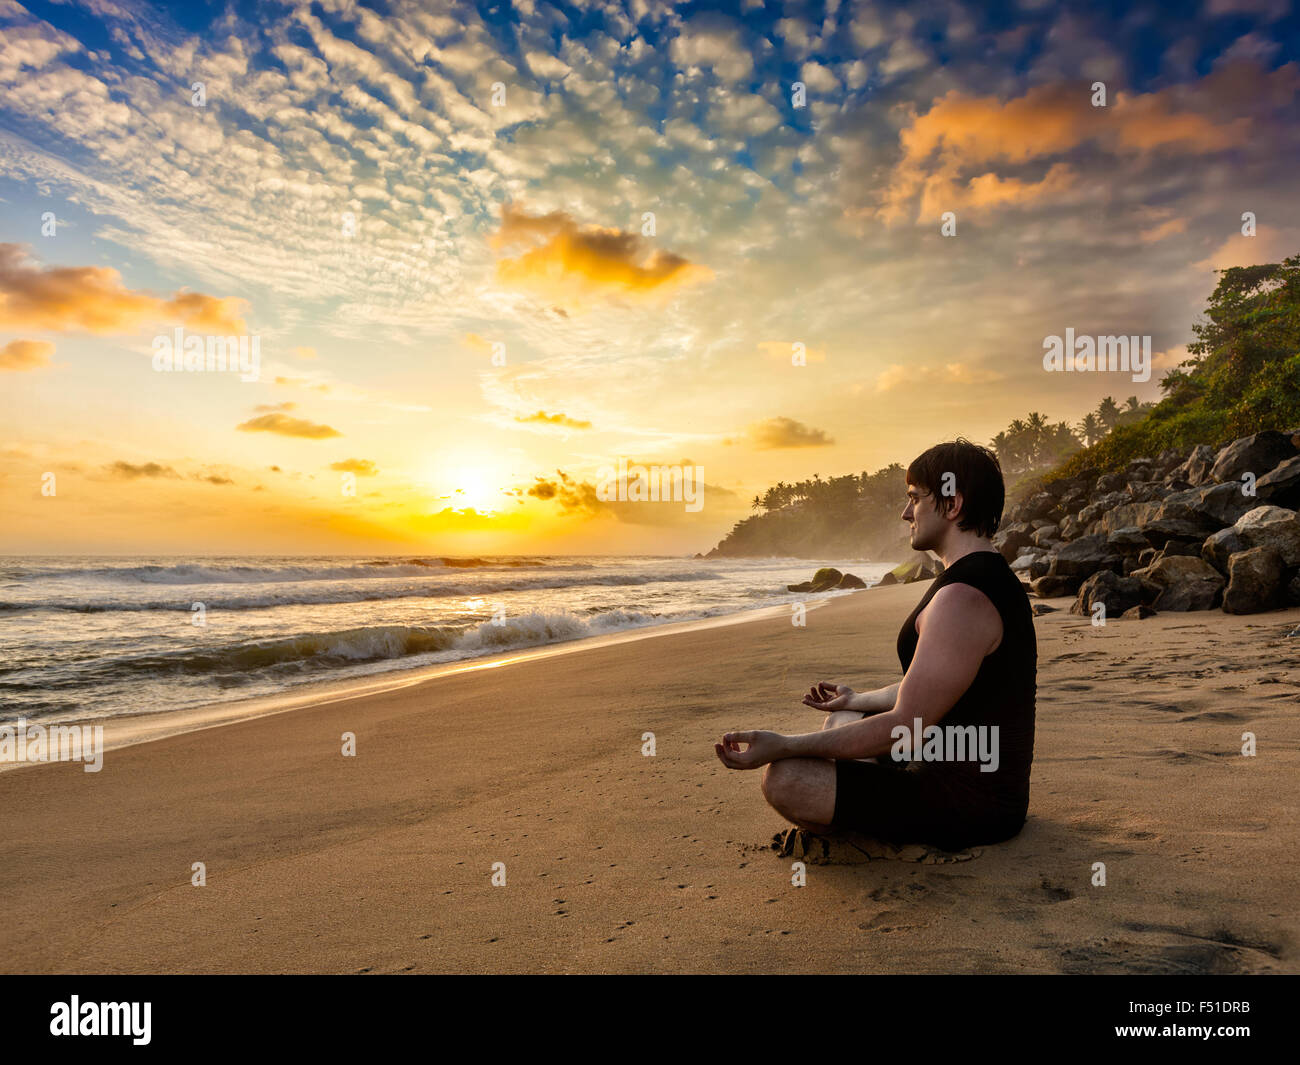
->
[[831, 758, 1025, 852]]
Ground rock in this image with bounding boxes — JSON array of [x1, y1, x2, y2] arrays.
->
[[836, 573, 867, 589], [875, 572, 898, 588], [1107, 526, 1149, 554], [1138, 547, 1157, 567], [1022, 492, 1057, 521], [1154, 540, 1201, 562], [1130, 555, 1225, 611], [1059, 514, 1084, 540], [1167, 445, 1216, 486], [1031, 603, 1058, 615], [1121, 604, 1158, 619], [1010, 553, 1040, 574], [1097, 501, 1163, 535], [1031, 524, 1060, 547], [1195, 482, 1258, 527], [1288, 574, 1300, 605], [1202, 527, 1247, 575], [1031, 574, 1080, 597], [1071, 570, 1147, 618], [1126, 480, 1169, 503], [809, 567, 843, 591], [1255, 455, 1300, 509], [1222, 547, 1287, 614], [992, 522, 1036, 561], [1048, 534, 1123, 579], [886, 557, 942, 584], [1096, 472, 1125, 493], [1209, 430, 1299, 484], [1232, 505, 1300, 566], [787, 581, 813, 592], [1029, 556, 1052, 580]]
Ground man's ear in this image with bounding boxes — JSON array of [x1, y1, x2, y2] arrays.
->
[[943, 491, 965, 523]]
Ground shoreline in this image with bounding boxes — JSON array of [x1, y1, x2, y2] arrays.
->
[[1, 595, 845, 771]]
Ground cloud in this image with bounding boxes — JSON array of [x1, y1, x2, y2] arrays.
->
[[526, 470, 604, 514], [669, 14, 754, 82], [291, 346, 316, 360], [236, 413, 342, 438], [254, 401, 297, 412], [330, 458, 379, 475], [875, 362, 1004, 392], [0, 338, 54, 370], [103, 460, 181, 479], [0, 244, 248, 334], [748, 417, 835, 449], [878, 77, 1254, 223], [489, 203, 714, 307], [514, 410, 592, 430]]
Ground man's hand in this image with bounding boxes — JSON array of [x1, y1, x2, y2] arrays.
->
[[801, 681, 856, 711], [714, 730, 785, 770]]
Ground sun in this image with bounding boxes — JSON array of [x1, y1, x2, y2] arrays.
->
[[424, 456, 509, 513]]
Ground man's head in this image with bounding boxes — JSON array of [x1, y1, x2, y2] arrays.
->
[[902, 438, 1004, 552]]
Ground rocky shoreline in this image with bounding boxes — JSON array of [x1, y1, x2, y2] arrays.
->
[[993, 429, 1300, 618]]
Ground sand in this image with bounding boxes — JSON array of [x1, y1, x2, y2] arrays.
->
[[2, 581, 1297, 974]]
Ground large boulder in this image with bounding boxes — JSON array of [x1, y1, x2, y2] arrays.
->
[[1031, 524, 1060, 547], [1255, 455, 1300, 509], [1048, 534, 1123, 579], [1232, 505, 1300, 567], [1222, 547, 1287, 614], [886, 557, 943, 584], [837, 572, 868, 589], [993, 522, 1036, 561], [1201, 527, 1247, 575], [1209, 430, 1299, 484], [1195, 482, 1257, 527], [1031, 574, 1080, 597], [1167, 445, 1215, 487], [1107, 526, 1149, 555], [1071, 570, 1149, 618], [1131, 555, 1225, 611]]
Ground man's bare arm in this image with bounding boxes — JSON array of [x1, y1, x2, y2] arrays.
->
[[779, 584, 1001, 762], [801, 681, 899, 713]]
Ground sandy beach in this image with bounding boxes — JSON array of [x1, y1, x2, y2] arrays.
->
[[2, 580, 1297, 975]]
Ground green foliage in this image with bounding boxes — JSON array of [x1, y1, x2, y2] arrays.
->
[[1049, 253, 1300, 482]]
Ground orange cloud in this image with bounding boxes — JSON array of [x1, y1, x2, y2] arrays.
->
[[0, 244, 248, 334], [749, 417, 834, 449], [330, 458, 379, 475], [236, 413, 342, 439], [0, 338, 54, 371], [515, 410, 592, 430], [879, 75, 1254, 224], [490, 204, 713, 307]]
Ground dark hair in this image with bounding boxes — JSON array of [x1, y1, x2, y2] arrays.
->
[[905, 438, 1004, 538]]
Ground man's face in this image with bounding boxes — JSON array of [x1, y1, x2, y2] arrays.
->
[[902, 483, 944, 552]]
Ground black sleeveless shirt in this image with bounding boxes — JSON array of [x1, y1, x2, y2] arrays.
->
[[896, 550, 1037, 824]]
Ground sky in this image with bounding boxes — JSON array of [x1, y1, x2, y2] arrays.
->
[[1, 0, 1297, 556]]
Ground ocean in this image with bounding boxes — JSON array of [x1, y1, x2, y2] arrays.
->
[[0, 555, 893, 725]]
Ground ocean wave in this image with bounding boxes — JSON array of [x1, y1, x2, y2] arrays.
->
[[0, 568, 725, 613], [12, 557, 571, 585], [10, 609, 691, 682]]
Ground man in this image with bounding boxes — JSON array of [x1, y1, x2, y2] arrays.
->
[[714, 439, 1037, 852]]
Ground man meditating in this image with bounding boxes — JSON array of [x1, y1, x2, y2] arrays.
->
[[714, 439, 1037, 852]]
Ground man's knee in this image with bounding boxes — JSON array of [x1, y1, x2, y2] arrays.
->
[[761, 759, 832, 825]]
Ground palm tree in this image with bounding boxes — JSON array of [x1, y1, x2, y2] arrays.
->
[[1097, 396, 1121, 431]]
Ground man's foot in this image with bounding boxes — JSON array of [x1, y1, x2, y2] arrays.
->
[[770, 827, 829, 860]]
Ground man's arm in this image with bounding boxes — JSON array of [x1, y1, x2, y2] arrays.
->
[[786, 584, 1000, 760], [845, 683, 900, 713], [801, 681, 899, 713], [716, 584, 1001, 770]]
